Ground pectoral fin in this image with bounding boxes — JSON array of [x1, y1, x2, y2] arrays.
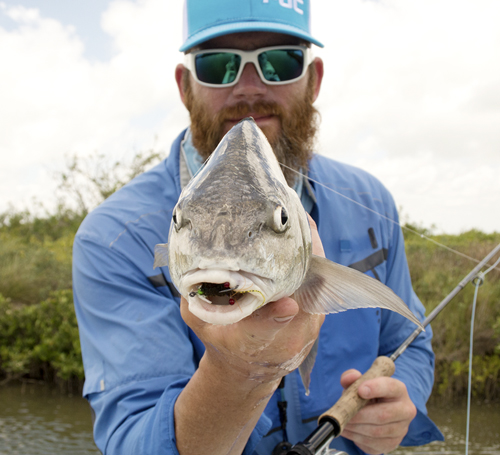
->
[[294, 255, 423, 329], [153, 243, 169, 268]]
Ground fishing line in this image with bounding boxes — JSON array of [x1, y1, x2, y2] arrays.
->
[[465, 275, 481, 455], [465, 259, 498, 455], [279, 162, 500, 271], [483, 255, 500, 275]]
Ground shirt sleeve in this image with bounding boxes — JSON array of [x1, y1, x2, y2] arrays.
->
[[73, 225, 277, 454], [73, 226, 194, 455], [378, 210, 444, 446]]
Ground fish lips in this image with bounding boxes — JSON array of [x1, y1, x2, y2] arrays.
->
[[179, 269, 273, 325]]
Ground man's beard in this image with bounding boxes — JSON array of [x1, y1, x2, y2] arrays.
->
[[183, 68, 319, 185]]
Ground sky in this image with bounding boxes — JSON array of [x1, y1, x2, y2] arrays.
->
[[0, 0, 499, 234]]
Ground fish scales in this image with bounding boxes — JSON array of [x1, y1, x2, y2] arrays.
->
[[154, 117, 423, 393], [183, 133, 275, 250]]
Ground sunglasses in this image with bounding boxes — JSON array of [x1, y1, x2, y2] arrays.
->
[[184, 45, 313, 87]]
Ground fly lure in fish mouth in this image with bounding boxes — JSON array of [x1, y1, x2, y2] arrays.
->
[[189, 282, 240, 305], [188, 282, 266, 307]]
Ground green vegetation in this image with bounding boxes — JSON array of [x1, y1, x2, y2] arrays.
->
[[0, 209, 78, 305], [404, 227, 500, 402], [0, 291, 83, 389], [0, 150, 161, 390], [0, 153, 498, 401]]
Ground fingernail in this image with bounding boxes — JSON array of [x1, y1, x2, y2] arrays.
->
[[359, 385, 371, 397], [274, 316, 295, 323]]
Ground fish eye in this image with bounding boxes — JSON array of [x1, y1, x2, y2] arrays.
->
[[172, 207, 182, 231], [273, 206, 289, 233], [281, 208, 288, 225]]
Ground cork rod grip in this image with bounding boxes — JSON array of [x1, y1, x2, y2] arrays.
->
[[318, 356, 396, 436]]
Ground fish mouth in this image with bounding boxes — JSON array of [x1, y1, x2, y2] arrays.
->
[[179, 269, 272, 325]]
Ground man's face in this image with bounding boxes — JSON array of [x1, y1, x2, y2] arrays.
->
[[177, 32, 323, 184]]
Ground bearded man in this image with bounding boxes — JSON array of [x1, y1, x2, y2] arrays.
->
[[73, 1, 443, 455], [180, 33, 319, 187]]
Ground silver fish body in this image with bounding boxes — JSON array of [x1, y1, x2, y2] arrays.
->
[[154, 118, 422, 392]]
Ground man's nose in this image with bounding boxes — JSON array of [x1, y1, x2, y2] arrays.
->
[[232, 63, 267, 98]]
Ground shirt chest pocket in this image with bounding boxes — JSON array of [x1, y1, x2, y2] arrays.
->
[[324, 224, 390, 285]]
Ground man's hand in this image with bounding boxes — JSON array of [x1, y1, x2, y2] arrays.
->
[[182, 294, 323, 383], [340, 370, 417, 454], [174, 215, 325, 455], [181, 214, 325, 386]]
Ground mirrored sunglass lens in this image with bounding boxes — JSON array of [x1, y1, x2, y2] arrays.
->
[[258, 49, 304, 82], [195, 52, 241, 85]]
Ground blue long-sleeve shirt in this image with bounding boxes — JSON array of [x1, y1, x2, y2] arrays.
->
[[73, 130, 443, 454]]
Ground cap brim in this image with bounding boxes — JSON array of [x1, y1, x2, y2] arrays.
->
[[180, 21, 324, 52]]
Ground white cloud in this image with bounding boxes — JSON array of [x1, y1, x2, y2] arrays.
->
[[0, 0, 498, 233], [311, 0, 500, 232], [358, 153, 500, 233], [0, 0, 187, 212], [314, 0, 500, 159], [0, 7, 87, 165], [0, 0, 187, 145]]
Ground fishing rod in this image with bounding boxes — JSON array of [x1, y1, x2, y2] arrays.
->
[[284, 242, 500, 455]]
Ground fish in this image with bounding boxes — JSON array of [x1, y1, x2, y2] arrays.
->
[[154, 117, 422, 392]]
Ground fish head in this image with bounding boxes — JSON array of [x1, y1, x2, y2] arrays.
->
[[167, 118, 312, 325]]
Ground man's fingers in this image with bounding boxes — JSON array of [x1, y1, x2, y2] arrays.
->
[[344, 420, 407, 439], [357, 377, 409, 401], [242, 297, 299, 341], [251, 297, 299, 325], [346, 399, 415, 426], [340, 369, 362, 389], [307, 214, 325, 257], [181, 295, 299, 334], [338, 375, 417, 454], [342, 399, 414, 455], [342, 424, 404, 455], [341, 374, 412, 403], [180, 296, 202, 329]]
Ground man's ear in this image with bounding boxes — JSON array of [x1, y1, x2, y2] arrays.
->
[[175, 63, 189, 105], [311, 57, 324, 102]]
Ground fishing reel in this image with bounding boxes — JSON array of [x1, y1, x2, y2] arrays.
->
[[271, 419, 347, 455], [272, 439, 347, 455], [272, 441, 293, 455]]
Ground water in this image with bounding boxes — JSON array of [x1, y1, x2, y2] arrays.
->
[[0, 383, 499, 455], [394, 402, 500, 455], [0, 383, 99, 455]]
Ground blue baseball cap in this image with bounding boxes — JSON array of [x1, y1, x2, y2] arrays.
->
[[180, 0, 324, 52]]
